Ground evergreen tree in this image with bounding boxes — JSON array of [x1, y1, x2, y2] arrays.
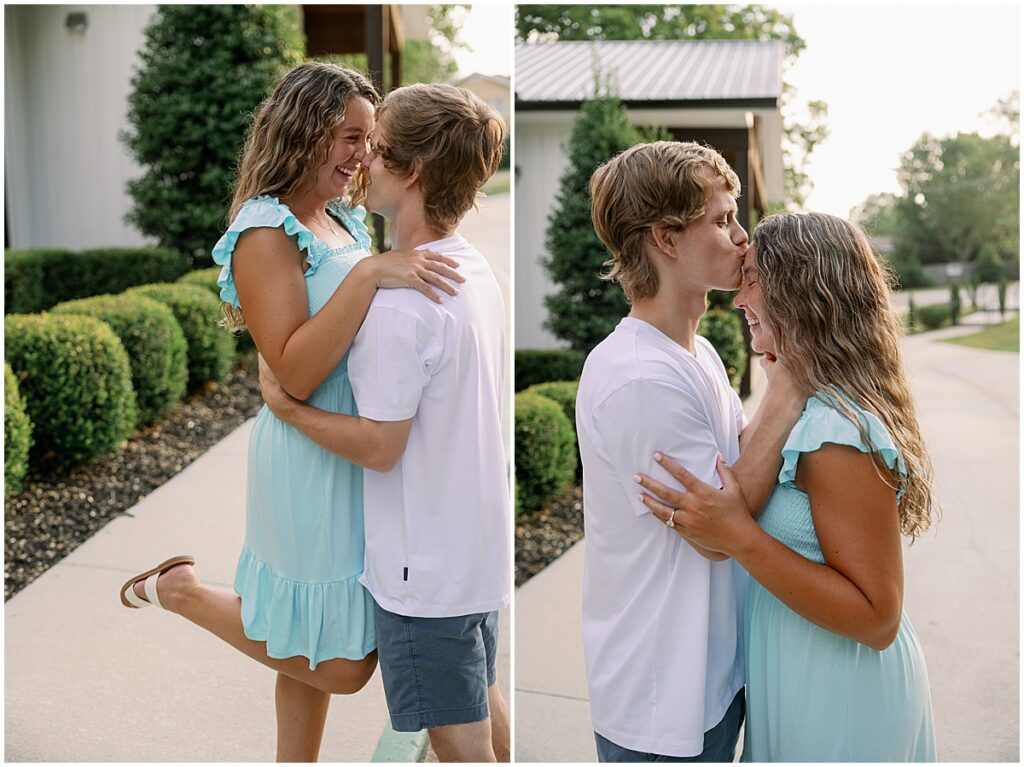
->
[[542, 88, 668, 351], [122, 6, 304, 264]]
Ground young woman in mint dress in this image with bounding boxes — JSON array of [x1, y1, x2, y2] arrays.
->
[[118, 63, 461, 761], [639, 213, 937, 761]]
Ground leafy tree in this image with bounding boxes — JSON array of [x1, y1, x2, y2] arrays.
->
[[401, 6, 467, 86], [541, 83, 669, 352], [852, 92, 1020, 284], [515, 4, 826, 207], [122, 6, 304, 264], [895, 129, 1019, 271]]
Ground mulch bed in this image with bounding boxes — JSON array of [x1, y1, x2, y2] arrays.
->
[[4, 354, 264, 600], [515, 483, 584, 587]]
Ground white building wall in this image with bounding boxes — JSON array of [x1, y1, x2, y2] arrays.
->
[[514, 106, 783, 349], [514, 111, 574, 349], [5, 5, 156, 250]]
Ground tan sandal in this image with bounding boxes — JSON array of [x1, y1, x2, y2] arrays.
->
[[119, 555, 195, 609]]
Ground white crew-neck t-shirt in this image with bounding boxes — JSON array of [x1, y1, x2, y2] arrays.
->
[[576, 317, 747, 757], [348, 234, 510, 618]]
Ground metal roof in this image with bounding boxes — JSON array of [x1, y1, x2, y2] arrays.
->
[[515, 40, 784, 108]]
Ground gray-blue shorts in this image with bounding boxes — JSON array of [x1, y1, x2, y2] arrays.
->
[[373, 601, 499, 732]]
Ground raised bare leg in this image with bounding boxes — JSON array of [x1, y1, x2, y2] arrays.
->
[[275, 673, 331, 762], [487, 683, 510, 762], [132, 563, 376, 695], [428, 718, 496, 763]]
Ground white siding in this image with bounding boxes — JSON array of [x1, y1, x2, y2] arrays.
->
[[514, 111, 574, 349], [5, 5, 156, 250]]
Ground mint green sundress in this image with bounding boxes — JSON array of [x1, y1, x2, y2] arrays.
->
[[212, 196, 376, 669], [742, 393, 936, 762]]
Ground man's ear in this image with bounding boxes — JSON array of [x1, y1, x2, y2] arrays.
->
[[404, 158, 424, 189], [649, 224, 680, 260]]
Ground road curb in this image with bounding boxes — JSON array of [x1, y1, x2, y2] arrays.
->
[[371, 722, 428, 763]]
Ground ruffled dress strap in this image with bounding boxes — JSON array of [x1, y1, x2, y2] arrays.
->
[[211, 196, 321, 308], [326, 200, 374, 252], [779, 392, 908, 499]]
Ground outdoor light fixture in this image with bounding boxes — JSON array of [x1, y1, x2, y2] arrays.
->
[[65, 12, 87, 33]]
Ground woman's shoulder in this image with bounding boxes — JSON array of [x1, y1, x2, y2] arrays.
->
[[230, 195, 297, 231], [211, 196, 314, 308], [779, 390, 906, 487]]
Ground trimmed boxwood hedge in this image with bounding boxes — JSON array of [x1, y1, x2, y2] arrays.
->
[[176, 267, 255, 353], [524, 380, 581, 480], [5, 313, 138, 467], [5, 361, 33, 496], [176, 266, 222, 297], [514, 349, 586, 392], [52, 294, 188, 424], [4, 246, 188, 314], [697, 309, 747, 390], [515, 391, 577, 514], [127, 283, 235, 388], [4, 249, 58, 316], [917, 304, 951, 330]]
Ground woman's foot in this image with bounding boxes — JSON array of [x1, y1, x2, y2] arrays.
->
[[120, 556, 199, 611]]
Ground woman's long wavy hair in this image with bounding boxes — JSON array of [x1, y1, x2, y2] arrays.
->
[[752, 212, 936, 540], [222, 62, 380, 330]]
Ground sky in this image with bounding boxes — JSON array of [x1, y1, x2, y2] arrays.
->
[[451, 4, 514, 78], [776, 3, 1020, 217]]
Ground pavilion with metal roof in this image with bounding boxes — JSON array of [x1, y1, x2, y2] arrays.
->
[[514, 39, 785, 350], [516, 39, 783, 108]]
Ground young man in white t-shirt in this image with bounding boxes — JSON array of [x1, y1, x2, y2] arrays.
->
[[260, 84, 510, 763], [577, 141, 804, 761]]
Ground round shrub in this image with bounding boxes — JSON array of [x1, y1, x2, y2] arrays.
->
[[698, 309, 747, 390], [515, 349, 586, 391], [177, 268, 255, 354], [127, 283, 235, 388], [524, 380, 580, 480], [515, 391, 577, 514], [917, 304, 951, 330], [5, 361, 33, 496], [176, 267, 221, 297], [5, 314, 138, 467], [51, 294, 188, 424]]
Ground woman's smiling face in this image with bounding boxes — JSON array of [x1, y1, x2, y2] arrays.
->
[[734, 245, 777, 357], [311, 95, 375, 199]]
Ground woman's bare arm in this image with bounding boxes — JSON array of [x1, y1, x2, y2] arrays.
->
[[638, 448, 905, 650], [232, 227, 461, 400]]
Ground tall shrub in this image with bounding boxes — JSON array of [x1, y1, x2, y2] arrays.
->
[[122, 6, 304, 263], [542, 87, 669, 353]]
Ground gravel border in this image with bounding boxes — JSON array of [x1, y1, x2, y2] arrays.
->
[[515, 484, 583, 587], [5, 354, 264, 600]]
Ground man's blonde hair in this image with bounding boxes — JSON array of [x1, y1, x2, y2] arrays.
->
[[376, 83, 506, 232], [589, 141, 740, 302]]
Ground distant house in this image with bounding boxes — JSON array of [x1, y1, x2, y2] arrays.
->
[[515, 40, 785, 349], [4, 4, 423, 251], [451, 73, 510, 128]]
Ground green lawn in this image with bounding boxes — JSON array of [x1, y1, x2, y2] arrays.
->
[[943, 316, 1019, 352], [482, 169, 510, 196]]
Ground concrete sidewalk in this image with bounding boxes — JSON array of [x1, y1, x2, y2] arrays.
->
[[4, 418, 510, 762], [515, 323, 1019, 762]]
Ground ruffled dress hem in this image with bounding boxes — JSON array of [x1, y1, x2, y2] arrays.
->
[[234, 546, 376, 670]]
